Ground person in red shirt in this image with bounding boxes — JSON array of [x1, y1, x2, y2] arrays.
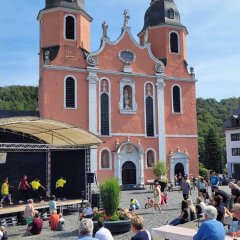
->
[[49, 210, 60, 230], [26, 211, 43, 235], [18, 175, 31, 204]]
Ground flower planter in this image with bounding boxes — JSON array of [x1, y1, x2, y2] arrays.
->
[[93, 219, 131, 234]]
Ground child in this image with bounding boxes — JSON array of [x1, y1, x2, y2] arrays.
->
[[130, 199, 140, 210], [56, 213, 65, 231], [23, 199, 35, 224], [80, 202, 93, 220], [0, 226, 8, 240]]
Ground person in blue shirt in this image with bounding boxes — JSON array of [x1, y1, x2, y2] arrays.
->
[[210, 172, 219, 199], [193, 206, 225, 240]]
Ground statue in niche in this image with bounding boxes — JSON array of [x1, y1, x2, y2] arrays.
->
[[44, 50, 50, 65], [123, 88, 131, 110], [123, 9, 130, 27], [147, 84, 152, 96], [102, 21, 108, 38], [147, 151, 154, 167], [101, 151, 109, 168], [102, 80, 108, 92]]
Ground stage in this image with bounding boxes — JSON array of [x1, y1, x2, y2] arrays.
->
[[0, 199, 83, 216]]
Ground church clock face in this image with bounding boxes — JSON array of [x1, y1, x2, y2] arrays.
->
[[118, 50, 136, 64]]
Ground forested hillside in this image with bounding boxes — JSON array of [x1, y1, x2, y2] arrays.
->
[[0, 86, 38, 111], [0, 86, 239, 172]]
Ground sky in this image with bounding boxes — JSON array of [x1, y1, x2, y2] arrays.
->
[[0, 0, 240, 100]]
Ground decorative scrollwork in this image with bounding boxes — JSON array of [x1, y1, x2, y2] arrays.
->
[[155, 62, 164, 73], [87, 54, 98, 67]]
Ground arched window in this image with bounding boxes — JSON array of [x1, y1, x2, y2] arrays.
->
[[101, 150, 110, 169], [146, 149, 155, 168], [65, 76, 76, 108], [168, 8, 175, 19], [146, 96, 154, 137], [170, 32, 179, 53], [172, 85, 181, 113], [65, 15, 75, 40], [101, 93, 109, 136]]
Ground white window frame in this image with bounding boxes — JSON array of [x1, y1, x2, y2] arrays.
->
[[144, 82, 156, 137], [145, 148, 157, 169], [99, 78, 112, 136], [169, 30, 180, 54], [119, 78, 137, 114], [64, 14, 76, 41], [99, 148, 112, 170], [171, 84, 183, 114], [64, 75, 77, 109]]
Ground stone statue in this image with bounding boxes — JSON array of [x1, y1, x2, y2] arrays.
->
[[144, 29, 149, 44], [124, 88, 130, 109], [44, 50, 50, 65], [123, 9, 130, 27], [102, 21, 108, 38]]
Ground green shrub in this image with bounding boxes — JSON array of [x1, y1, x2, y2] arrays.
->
[[99, 177, 121, 216], [199, 162, 210, 177], [153, 161, 166, 178]]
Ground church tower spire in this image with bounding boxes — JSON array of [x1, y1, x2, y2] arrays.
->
[[139, 0, 189, 76]]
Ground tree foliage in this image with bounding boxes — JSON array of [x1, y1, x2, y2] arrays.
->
[[153, 161, 166, 178], [0, 86, 38, 110]]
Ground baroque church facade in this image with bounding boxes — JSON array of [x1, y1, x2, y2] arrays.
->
[[38, 0, 198, 186]]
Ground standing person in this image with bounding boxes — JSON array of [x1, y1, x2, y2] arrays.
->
[[78, 218, 98, 240], [49, 209, 60, 230], [18, 175, 31, 204], [130, 215, 151, 240], [153, 181, 161, 212], [30, 178, 46, 202], [56, 177, 66, 200], [23, 199, 35, 225], [198, 177, 208, 202], [179, 176, 191, 200], [193, 206, 225, 240], [178, 173, 183, 185], [49, 195, 57, 214], [210, 172, 219, 199], [174, 174, 178, 186], [95, 220, 113, 240], [26, 211, 43, 236], [0, 177, 13, 207]]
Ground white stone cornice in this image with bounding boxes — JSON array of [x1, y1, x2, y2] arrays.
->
[[43, 65, 197, 82], [165, 134, 198, 138]]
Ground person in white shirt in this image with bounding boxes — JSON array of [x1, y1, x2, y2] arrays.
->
[[95, 220, 113, 240], [82, 202, 93, 218]]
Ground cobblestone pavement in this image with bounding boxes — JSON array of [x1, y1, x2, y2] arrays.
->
[[4, 186, 230, 240]]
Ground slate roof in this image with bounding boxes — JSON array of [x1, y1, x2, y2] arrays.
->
[[223, 105, 240, 129]]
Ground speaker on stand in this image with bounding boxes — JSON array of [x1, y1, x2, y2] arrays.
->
[[86, 172, 95, 183]]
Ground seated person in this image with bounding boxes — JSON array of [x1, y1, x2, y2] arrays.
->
[[169, 200, 190, 226], [26, 211, 43, 236], [82, 202, 93, 218], [49, 209, 59, 230], [196, 196, 206, 215], [193, 206, 225, 240], [56, 213, 65, 231], [131, 215, 151, 240], [130, 199, 140, 210], [78, 218, 98, 240], [0, 226, 8, 240], [214, 195, 232, 223]]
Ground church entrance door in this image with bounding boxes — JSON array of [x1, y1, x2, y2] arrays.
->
[[174, 163, 184, 176], [122, 161, 136, 184]]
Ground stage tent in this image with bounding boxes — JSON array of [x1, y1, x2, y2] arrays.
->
[[0, 117, 103, 199]]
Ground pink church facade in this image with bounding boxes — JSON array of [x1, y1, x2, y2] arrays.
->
[[38, 0, 198, 186]]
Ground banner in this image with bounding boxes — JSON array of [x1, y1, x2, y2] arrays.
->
[[0, 153, 7, 164]]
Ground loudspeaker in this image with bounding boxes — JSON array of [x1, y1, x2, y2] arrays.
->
[[86, 172, 94, 183]]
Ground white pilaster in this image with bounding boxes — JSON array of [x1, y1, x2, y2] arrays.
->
[[87, 67, 99, 184], [156, 75, 166, 162], [140, 153, 144, 185]]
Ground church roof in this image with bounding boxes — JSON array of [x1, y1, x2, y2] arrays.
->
[[140, 0, 186, 34], [44, 0, 84, 11]]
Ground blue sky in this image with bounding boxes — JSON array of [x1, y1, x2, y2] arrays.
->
[[0, 0, 240, 100]]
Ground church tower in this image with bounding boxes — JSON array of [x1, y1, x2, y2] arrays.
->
[[139, 0, 189, 77], [37, 0, 92, 125]]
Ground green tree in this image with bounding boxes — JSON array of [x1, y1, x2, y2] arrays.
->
[[153, 161, 166, 178], [204, 128, 223, 173]]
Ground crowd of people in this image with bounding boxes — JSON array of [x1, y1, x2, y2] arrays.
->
[[2, 172, 240, 239]]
